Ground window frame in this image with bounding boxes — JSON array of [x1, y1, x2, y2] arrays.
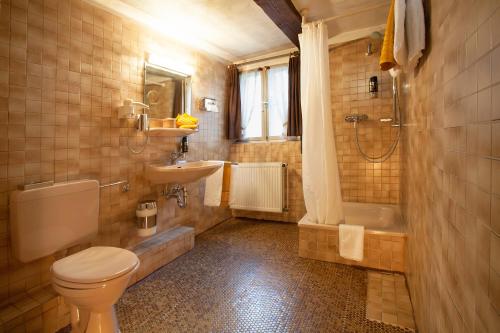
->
[[240, 64, 288, 142]]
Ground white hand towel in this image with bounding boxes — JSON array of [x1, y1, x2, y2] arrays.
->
[[339, 224, 365, 262], [406, 0, 425, 69], [393, 0, 407, 67], [203, 161, 224, 207]]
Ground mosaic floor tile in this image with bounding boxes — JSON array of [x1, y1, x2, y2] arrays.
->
[[59, 218, 416, 332]]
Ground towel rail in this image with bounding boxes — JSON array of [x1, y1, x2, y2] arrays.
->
[[99, 180, 130, 192]]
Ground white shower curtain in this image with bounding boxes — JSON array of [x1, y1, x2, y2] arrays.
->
[[299, 21, 344, 225]]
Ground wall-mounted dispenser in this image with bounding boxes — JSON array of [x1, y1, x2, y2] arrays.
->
[[369, 76, 378, 97], [200, 97, 218, 112], [120, 99, 151, 154], [181, 136, 189, 153], [119, 99, 150, 119], [137, 113, 149, 132], [136, 200, 157, 237]]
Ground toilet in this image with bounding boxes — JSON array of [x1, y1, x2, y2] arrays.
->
[[10, 180, 140, 333], [51, 247, 139, 333]]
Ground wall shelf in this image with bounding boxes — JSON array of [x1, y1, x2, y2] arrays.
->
[[148, 128, 198, 137]]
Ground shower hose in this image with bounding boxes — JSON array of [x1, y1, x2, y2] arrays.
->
[[354, 76, 401, 163]]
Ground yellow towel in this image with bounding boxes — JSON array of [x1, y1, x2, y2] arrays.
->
[[380, 0, 396, 71]]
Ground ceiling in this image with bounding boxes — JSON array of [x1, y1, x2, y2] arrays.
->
[[88, 0, 390, 62], [293, 0, 389, 38]]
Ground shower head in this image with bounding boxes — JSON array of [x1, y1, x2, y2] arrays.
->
[[369, 31, 383, 40], [365, 31, 383, 56]]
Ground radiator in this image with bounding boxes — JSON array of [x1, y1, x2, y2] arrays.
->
[[229, 162, 288, 213]]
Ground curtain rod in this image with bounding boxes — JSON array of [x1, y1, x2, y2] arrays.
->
[[234, 49, 299, 67], [321, 2, 390, 23]]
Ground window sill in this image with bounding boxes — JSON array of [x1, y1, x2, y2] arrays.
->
[[233, 136, 301, 144]]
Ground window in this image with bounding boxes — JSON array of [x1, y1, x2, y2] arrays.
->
[[240, 65, 288, 140]]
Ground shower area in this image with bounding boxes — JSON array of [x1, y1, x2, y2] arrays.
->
[[333, 37, 401, 205], [298, 36, 405, 272]]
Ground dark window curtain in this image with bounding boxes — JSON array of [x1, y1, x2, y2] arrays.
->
[[287, 53, 302, 136], [225, 65, 241, 140]]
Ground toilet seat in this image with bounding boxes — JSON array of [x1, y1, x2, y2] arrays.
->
[[52, 261, 140, 290], [52, 246, 139, 285]]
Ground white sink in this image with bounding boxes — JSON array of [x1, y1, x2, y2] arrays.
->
[[146, 161, 224, 184]]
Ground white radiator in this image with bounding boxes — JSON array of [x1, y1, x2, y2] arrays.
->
[[229, 162, 288, 213]]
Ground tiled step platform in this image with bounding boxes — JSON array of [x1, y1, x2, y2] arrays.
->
[[127, 226, 195, 285]]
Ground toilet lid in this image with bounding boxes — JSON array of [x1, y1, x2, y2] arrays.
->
[[52, 246, 139, 284]]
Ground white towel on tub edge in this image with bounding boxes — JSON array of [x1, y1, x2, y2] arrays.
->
[[339, 224, 365, 262]]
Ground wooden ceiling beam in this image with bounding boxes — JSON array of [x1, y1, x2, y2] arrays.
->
[[254, 0, 302, 47]]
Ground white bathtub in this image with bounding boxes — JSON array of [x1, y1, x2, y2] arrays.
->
[[298, 202, 406, 272], [299, 202, 405, 235], [343, 202, 404, 234]]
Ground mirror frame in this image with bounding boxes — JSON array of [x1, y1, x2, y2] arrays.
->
[[144, 62, 192, 118]]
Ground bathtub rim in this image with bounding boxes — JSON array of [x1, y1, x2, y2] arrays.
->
[[298, 221, 407, 238]]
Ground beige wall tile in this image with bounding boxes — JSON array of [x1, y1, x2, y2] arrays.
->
[[1, 0, 231, 309], [401, 1, 500, 331], [330, 39, 401, 204]]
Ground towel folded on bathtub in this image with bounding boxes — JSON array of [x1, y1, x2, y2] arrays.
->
[[339, 224, 365, 262]]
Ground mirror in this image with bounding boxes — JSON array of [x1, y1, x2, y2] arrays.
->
[[144, 63, 191, 118]]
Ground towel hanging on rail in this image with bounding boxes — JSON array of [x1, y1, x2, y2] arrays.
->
[[392, 0, 426, 71], [380, 0, 396, 71]]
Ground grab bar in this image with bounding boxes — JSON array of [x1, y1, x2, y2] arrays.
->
[[18, 180, 131, 193], [100, 180, 130, 192]]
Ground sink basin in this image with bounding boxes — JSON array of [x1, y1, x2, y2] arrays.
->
[[146, 161, 224, 184]]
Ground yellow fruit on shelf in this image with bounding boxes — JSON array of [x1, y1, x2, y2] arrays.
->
[[179, 124, 198, 130], [176, 113, 199, 127]]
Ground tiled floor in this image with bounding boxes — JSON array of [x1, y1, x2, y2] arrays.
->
[[60, 218, 416, 332], [366, 271, 416, 330]]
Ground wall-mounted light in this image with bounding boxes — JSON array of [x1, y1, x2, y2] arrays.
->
[[147, 53, 194, 77]]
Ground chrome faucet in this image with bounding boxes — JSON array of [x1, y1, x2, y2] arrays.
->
[[170, 136, 189, 165], [170, 151, 185, 165]]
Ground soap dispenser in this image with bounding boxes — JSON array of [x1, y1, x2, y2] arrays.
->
[[181, 136, 189, 153]]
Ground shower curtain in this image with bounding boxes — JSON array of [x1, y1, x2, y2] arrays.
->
[[299, 21, 344, 225]]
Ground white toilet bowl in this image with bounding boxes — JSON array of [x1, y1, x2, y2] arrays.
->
[[51, 246, 140, 333]]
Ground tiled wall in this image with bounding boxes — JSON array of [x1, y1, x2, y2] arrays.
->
[[0, 0, 231, 306], [229, 140, 305, 223], [331, 39, 401, 204], [298, 224, 406, 272], [401, 1, 500, 332]]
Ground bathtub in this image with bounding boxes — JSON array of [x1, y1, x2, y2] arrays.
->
[[298, 202, 406, 272], [342, 202, 404, 234]]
